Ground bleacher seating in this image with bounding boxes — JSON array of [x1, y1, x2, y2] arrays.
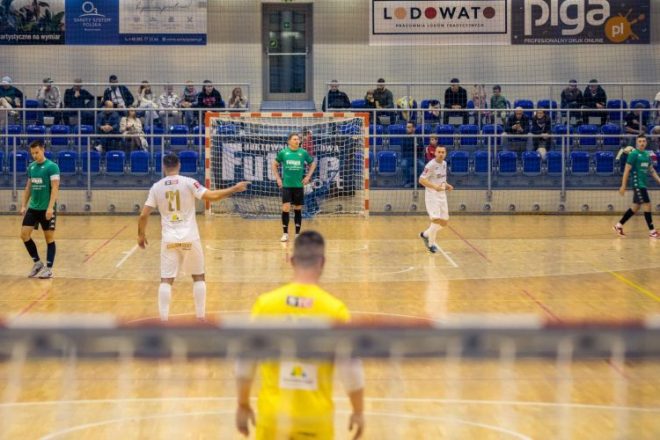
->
[[436, 124, 455, 147], [49, 125, 71, 148], [73, 124, 94, 148], [26, 125, 46, 145], [351, 99, 366, 109], [546, 151, 564, 176], [576, 124, 598, 149], [552, 124, 573, 147], [369, 124, 383, 148], [458, 124, 479, 148], [513, 99, 534, 117], [387, 124, 406, 151], [630, 99, 651, 121], [169, 125, 190, 148], [105, 151, 125, 175], [497, 151, 517, 176], [601, 124, 622, 148], [522, 151, 542, 176], [537, 99, 558, 120], [24, 99, 41, 124], [448, 150, 469, 175], [179, 150, 199, 175], [8, 150, 29, 173], [144, 126, 165, 148], [474, 150, 491, 175], [57, 151, 77, 175], [2, 125, 22, 149], [570, 151, 590, 175], [81, 151, 101, 174], [606, 99, 627, 122], [377, 151, 398, 175], [482, 124, 504, 147], [594, 151, 615, 176], [191, 125, 205, 149], [130, 151, 150, 175]]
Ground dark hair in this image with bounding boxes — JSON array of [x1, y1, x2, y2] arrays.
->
[[406, 120, 416, 127], [29, 140, 45, 150], [377, 78, 385, 83], [109, 74, 118, 81], [637, 133, 647, 140], [493, 85, 501, 91], [287, 132, 300, 142], [203, 79, 212, 85], [162, 153, 180, 169], [450, 78, 460, 84], [293, 231, 325, 267], [589, 79, 598, 84]]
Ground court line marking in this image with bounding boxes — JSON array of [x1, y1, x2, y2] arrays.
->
[[16, 286, 52, 317], [115, 245, 139, 268], [205, 244, 369, 254], [448, 225, 491, 263], [83, 224, 129, 264], [434, 244, 459, 268], [608, 271, 660, 303], [5, 396, 659, 412]]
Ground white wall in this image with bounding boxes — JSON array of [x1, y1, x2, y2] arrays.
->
[[3, 0, 659, 107]]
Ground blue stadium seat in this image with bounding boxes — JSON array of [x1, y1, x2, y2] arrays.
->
[[130, 150, 150, 175], [552, 124, 574, 147], [606, 99, 627, 122], [594, 151, 615, 176], [81, 150, 101, 174], [546, 151, 564, 176], [57, 151, 77, 175], [570, 151, 590, 175], [513, 99, 534, 117], [26, 125, 46, 145], [458, 124, 479, 148], [169, 125, 190, 148], [577, 124, 599, 149], [448, 150, 469, 175], [49, 124, 71, 148], [436, 124, 455, 147], [73, 124, 94, 148], [179, 150, 199, 175], [473, 150, 491, 175], [377, 151, 398, 175], [44, 150, 54, 161], [351, 99, 366, 109], [421, 99, 442, 125], [2, 125, 22, 149], [537, 99, 558, 120], [522, 151, 542, 176], [105, 150, 125, 175], [601, 124, 622, 148], [387, 124, 407, 151], [154, 151, 164, 174], [369, 124, 384, 148], [192, 125, 205, 149], [8, 150, 29, 173], [144, 126, 165, 148], [630, 99, 651, 121], [497, 151, 518, 175], [482, 124, 504, 148], [25, 99, 41, 124], [0, 149, 3, 174]]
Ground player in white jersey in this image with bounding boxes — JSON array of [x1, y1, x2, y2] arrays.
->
[[418, 145, 453, 253], [138, 153, 250, 321]]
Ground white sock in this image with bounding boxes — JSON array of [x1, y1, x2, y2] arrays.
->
[[425, 223, 442, 245], [158, 283, 172, 321], [193, 281, 206, 319]]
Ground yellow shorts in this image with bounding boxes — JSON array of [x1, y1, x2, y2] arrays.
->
[[256, 423, 333, 440]]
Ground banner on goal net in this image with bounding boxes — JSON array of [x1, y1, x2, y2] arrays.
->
[[205, 112, 369, 218]]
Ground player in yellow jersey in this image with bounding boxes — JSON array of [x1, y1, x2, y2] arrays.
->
[[235, 231, 365, 439]]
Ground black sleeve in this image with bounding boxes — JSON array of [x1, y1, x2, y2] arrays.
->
[[444, 89, 451, 108], [459, 89, 467, 108], [123, 87, 135, 107]]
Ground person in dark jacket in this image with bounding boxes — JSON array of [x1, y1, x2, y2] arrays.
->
[[443, 78, 467, 124], [503, 107, 530, 153], [103, 74, 134, 109], [197, 80, 225, 109], [530, 109, 552, 158], [373, 78, 394, 125], [321, 80, 351, 111], [64, 78, 95, 125], [95, 100, 120, 151], [582, 79, 607, 125]]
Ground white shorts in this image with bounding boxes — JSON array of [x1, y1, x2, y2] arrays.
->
[[425, 191, 449, 220], [160, 239, 205, 279]]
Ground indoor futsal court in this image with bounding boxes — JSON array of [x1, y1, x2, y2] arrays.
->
[[2, 0, 660, 439]]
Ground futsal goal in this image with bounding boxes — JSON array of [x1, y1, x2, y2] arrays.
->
[[204, 112, 370, 217]]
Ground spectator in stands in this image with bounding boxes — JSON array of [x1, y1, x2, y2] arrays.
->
[[561, 80, 583, 125], [137, 80, 160, 127], [197, 80, 225, 114], [624, 102, 648, 136], [158, 84, 181, 126], [63, 78, 94, 126], [490, 85, 508, 123], [103, 74, 134, 109], [503, 107, 530, 152], [36, 77, 62, 124], [179, 80, 198, 127], [652, 92, 660, 148], [582, 79, 607, 125], [0, 76, 23, 124], [120, 106, 147, 152], [95, 100, 119, 152], [443, 78, 467, 125], [424, 99, 441, 126], [424, 134, 440, 162], [228, 87, 248, 109], [396, 96, 416, 124], [364, 90, 377, 109], [322, 80, 350, 111], [530, 109, 552, 159], [470, 84, 489, 125], [400, 121, 420, 187], [373, 78, 394, 125]]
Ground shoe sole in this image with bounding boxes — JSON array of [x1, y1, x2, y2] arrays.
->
[[612, 226, 625, 237], [419, 233, 430, 249]]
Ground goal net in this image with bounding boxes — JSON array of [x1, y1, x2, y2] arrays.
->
[[205, 112, 369, 217]]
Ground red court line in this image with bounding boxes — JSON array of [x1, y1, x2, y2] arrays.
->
[[83, 224, 129, 264], [17, 287, 52, 317], [448, 225, 491, 262], [521, 289, 629, 379]]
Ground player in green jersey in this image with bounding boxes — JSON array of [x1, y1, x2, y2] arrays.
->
[[20, 141, 60, 278], [272, 133, 317, 242], [614, 134, 660, 238]]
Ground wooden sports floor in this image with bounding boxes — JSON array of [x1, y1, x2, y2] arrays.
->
[[1, 215, 659, 439]]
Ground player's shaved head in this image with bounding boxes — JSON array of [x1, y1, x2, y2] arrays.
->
[[29, 140, 45, 150], [163, 153, 180, 169], [292, 231, 325, 268]]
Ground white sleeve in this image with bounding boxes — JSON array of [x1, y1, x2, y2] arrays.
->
[[145, 186, 157, 208], [336, 358, 364, 392], [420, 161, 432, 178], [189, 178, 208, 200]]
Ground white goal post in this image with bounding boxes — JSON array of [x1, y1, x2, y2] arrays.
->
[[204, 112, 370, 217]]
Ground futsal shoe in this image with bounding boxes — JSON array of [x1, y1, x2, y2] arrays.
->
[[37, 267, 53, 279], [429, 244, 439, 254], [613, 224, 625, 237], [280, 233, 289, 242], [419, 232, 430, 250], [650, 230, 659, 239], [28, 261, 44, 278]]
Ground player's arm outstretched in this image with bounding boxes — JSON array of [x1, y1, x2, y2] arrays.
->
[[201, 181, 250, 202]]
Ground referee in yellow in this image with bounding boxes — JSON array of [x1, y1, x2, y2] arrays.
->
[[235, 231, 365, 439]]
